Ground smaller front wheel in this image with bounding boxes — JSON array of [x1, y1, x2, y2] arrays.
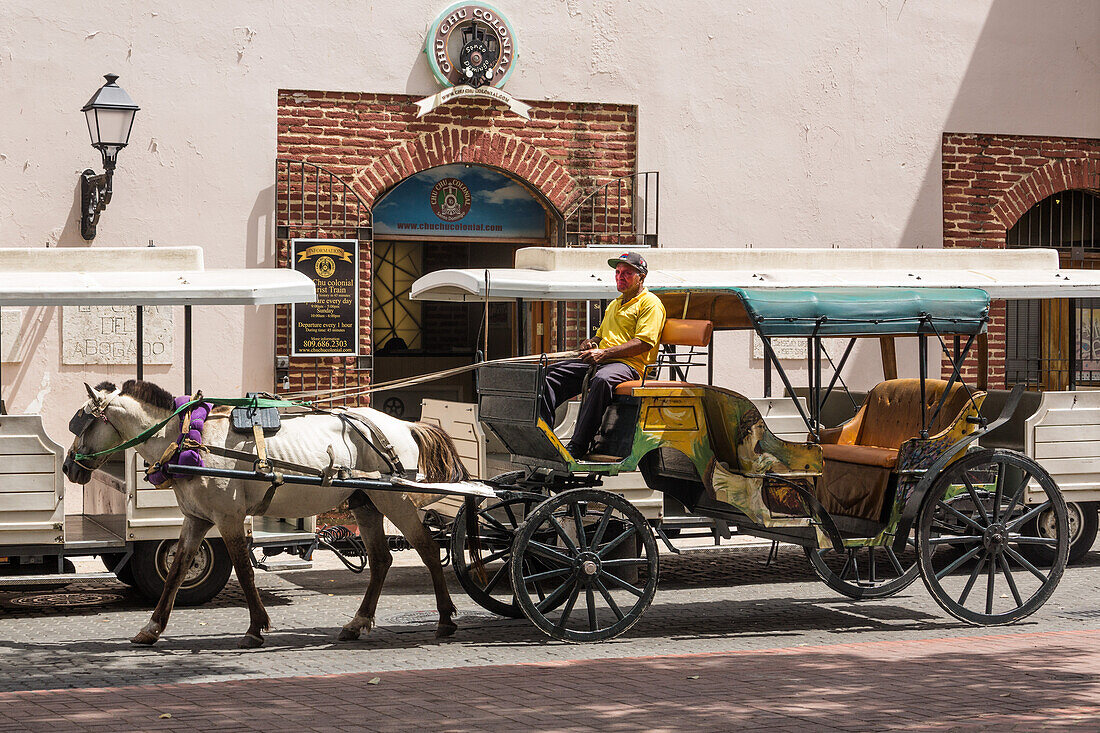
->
[[511, 488, 659, 642], [917, 449, 1068, 626], [130, 538, 232, 606]]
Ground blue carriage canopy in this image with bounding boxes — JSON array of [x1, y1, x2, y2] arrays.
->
[[649, 287, 990, 337]]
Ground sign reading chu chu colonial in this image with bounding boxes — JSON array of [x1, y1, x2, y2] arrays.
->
[[416, 2, 531, 120]]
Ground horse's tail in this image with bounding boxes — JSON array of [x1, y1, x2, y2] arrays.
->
[[408, 421, 469, 482], [409, 422, 485, 584]]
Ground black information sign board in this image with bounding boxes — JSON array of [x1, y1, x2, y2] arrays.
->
[[291, 238, 358, 356]]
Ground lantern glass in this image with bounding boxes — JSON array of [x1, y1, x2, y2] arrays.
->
[[85, 106, 136, 149]]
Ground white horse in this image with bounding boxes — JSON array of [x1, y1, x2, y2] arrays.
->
[[62, 379, 470, 649]]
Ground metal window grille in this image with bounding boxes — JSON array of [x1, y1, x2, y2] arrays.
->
[[1005, 189, 1100, 389]]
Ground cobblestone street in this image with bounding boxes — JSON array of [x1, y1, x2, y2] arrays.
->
[[1, 542, 1099, 730]]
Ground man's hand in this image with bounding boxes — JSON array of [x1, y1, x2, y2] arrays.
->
[[578, 338, 599, 350], [579, 348, 607, 365]]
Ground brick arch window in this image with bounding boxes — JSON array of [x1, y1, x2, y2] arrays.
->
[[1005, 189, 1100, 389]]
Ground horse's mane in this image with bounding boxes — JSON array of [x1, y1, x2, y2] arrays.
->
[[409, 422, 469, 483], [119, 380, 175, 411]]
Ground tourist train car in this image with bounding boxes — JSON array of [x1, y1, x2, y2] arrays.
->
[[0, 247, 318, 603]]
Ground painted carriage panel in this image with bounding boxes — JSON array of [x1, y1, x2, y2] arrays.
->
[[0, 415, 65, 546]]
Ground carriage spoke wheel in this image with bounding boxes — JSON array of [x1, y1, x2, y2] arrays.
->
[[510, 488, 659, 643], [451, 493, 561, 618], [917, 449, 1068, 626], [804, 532, 920, 600]]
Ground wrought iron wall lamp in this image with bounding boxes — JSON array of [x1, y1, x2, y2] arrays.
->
[[80, 74, 139, 240]]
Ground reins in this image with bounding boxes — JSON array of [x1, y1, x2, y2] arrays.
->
[[72, 350, 579, 463], [280, 350, 578, 402]]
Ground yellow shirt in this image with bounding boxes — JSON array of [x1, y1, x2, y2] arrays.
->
[[596, 288, 667, 376]]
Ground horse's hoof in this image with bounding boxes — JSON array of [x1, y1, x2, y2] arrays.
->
[[337, 627, 361, 642], [130, 631, 159, 646], [436, 622, 458, 639], [237, 633, 264, 649]]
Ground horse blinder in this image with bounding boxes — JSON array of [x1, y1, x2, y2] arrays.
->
[[68, 408, 98, 437]]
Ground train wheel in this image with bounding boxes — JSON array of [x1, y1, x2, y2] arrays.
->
[[917, 449, 1068, 626], [101, 553, 137, 586], [805, 534, 920, 600], [1024, 501, 1097, 565], [450, 492, 550, 618], [511, 488, 658, 642], [131, 538, 232, 606]]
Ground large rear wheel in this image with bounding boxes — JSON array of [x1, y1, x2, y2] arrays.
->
[[511, 488, 659, 642], [917, 449, 1068, 626]]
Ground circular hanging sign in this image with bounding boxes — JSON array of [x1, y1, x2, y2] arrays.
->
[[430, 178, 472, 221], [425, 2, 517, 89]]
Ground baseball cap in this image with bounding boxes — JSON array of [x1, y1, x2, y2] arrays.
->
[[607, 251, 648, 276]]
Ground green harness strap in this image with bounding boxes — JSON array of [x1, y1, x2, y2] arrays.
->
[[73, 395, 311, 461]]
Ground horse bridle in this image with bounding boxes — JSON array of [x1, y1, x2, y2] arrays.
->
[[68, 385, 123, 469]]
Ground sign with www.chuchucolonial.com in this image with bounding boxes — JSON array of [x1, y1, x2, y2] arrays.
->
[[372, 164, 546, 240]]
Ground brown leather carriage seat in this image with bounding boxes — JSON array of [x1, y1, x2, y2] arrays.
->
[[816, 378, 980, 521], [613, 318, 713, 396]]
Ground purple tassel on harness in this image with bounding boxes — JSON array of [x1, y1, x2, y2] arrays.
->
[[146, 395, 213, 485]]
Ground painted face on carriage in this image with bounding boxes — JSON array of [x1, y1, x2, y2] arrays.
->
[[62, 382, 120, 485]]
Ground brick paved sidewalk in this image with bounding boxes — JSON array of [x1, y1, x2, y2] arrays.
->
[[1, 629, 1098, 732]]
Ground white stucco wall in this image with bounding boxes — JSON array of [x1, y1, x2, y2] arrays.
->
[[0, 0, 1097, 447]]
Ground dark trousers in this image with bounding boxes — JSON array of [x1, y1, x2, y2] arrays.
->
[[540, 360, 638, 455]]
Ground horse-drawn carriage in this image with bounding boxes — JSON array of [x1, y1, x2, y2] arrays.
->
[[406, 246, 1100, 641]]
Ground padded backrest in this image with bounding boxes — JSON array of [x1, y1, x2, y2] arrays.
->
[[661, 318, 713, 347], [858, 378, 974, 449]]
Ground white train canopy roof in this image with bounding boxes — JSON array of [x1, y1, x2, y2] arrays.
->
[[0, 247, 315, 305], [410, 246, 1100, 303]]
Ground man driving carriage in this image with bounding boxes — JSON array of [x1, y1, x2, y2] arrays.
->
[[539, 252, 666, 459]]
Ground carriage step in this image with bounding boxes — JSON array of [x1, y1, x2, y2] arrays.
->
[[255, 559, 312, 572], [0, 572, 119, 587]]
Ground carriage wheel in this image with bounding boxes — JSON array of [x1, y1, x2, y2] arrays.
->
[[511, 488, 659, 643], [804, 532, 920, 600], [917, 449, 1068, 626], [451, 493, 560, 618]]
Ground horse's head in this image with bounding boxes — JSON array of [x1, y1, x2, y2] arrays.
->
[[62, 381, 122, 484]]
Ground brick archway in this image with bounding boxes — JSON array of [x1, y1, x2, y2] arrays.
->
[[992, 157, 1100, 231], [352, 129, 581, 215], [943, 133, 1100, 251]]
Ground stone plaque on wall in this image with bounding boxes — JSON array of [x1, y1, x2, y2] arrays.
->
[[62, 306, 173, 365], [751, 333, 848, 361]]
